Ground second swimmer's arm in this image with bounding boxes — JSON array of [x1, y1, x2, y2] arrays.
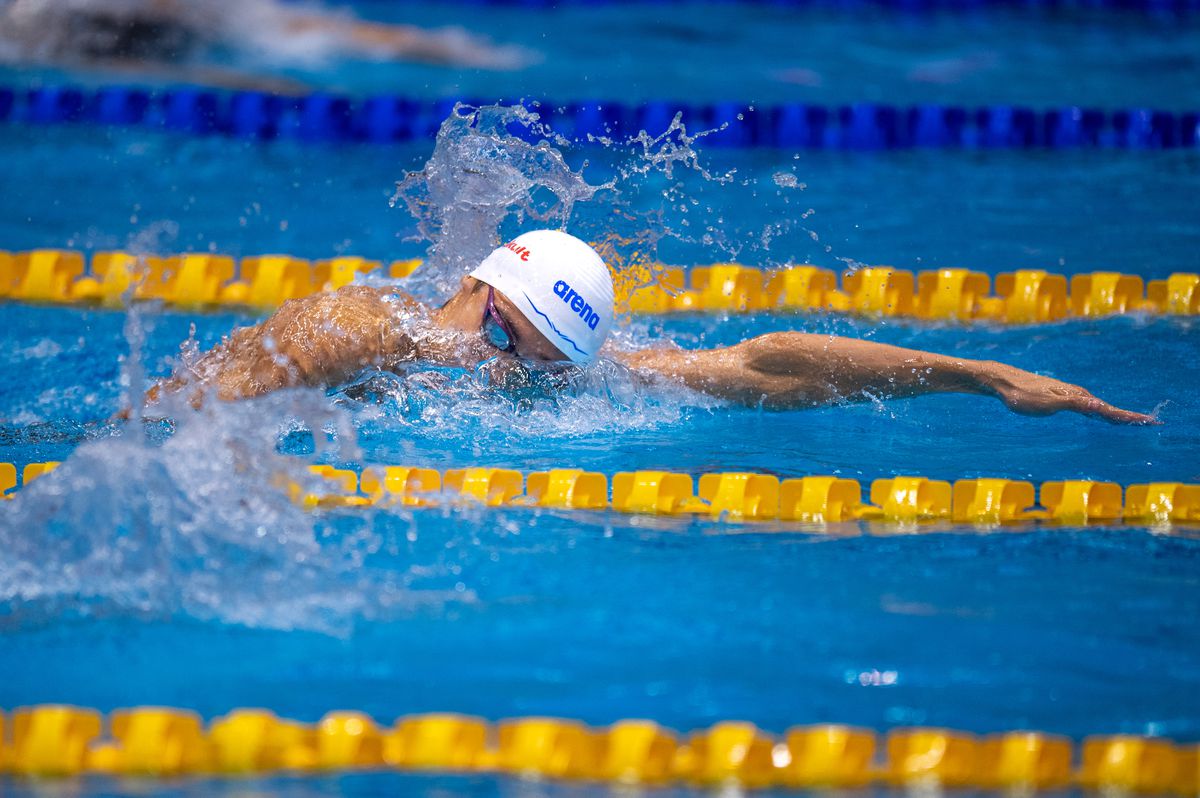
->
[[617, 332, 1157, 425], [281, 13, 522, 68]]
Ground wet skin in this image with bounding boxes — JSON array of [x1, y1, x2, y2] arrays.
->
[[147, 277, 1158, 425]]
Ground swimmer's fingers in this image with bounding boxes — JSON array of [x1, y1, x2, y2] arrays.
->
[[1072, 395, 1161, 426]]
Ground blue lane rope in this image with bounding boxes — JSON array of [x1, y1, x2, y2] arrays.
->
[[2, 84, 1197, 150]]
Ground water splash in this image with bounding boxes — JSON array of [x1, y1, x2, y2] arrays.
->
[[387, 101, 762, 321], [336, 356, 716, 445], [624, 114, 734, 185], [0, 389, 378, 632], [391, 104, 610, 301], [0, 292, 475, 637]]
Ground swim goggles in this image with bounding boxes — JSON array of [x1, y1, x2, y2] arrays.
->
[[482, 286, 518, 354]]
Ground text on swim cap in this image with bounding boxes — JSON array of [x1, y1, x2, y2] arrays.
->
[[553, 280, 601, 330], [504, 241, 531, 261]]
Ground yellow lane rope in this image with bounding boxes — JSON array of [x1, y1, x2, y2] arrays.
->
[[6, 462, 1199, 527], [2, 249, 1198, 322], [1, 704, 1196, 791]]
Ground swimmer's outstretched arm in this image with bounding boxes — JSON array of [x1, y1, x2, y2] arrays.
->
[[616, 332, 1158, 425]]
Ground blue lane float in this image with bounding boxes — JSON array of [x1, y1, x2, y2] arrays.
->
[[5, 83, 1199, 151]]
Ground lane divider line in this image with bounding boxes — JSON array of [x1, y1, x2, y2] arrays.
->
[[1, 704, 1197, 791], [3, 84, 1198, 150], [309, 467, 1200, 527], [2, 249, 1198, 323], [7, 462, 1198, 528]]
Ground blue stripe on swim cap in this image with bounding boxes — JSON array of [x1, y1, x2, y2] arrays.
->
[[524, 292, 589, 358]]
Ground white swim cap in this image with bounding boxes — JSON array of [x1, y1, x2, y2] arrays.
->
[[469, 229, 614, 364]]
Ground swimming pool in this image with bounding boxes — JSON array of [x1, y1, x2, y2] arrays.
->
[[6, 2, 1200, 108], [2, 123, 1198, 275], [1, 1, 1199, 794]]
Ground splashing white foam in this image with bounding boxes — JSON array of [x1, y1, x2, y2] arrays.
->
[[336, 355, 718, 443], [390, 104, 611, 301], [0, 388, 387, 632]]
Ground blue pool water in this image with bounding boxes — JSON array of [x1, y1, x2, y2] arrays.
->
[[2, 2, 1200, 796], [1, 124, 1199, 276], [4, 3, 1200, 108], [310, 4, 1200, 108]]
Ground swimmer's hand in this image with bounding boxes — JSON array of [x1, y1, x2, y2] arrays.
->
[[979, 362, 1160, 425]]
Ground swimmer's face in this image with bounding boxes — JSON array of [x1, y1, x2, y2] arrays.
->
[[439, 277, 567, 362], [485, 286, 568, 362]]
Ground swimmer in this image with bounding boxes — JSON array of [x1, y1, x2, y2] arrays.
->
[[0, 0, 529, 92], [145, 230, 1157, 425]]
